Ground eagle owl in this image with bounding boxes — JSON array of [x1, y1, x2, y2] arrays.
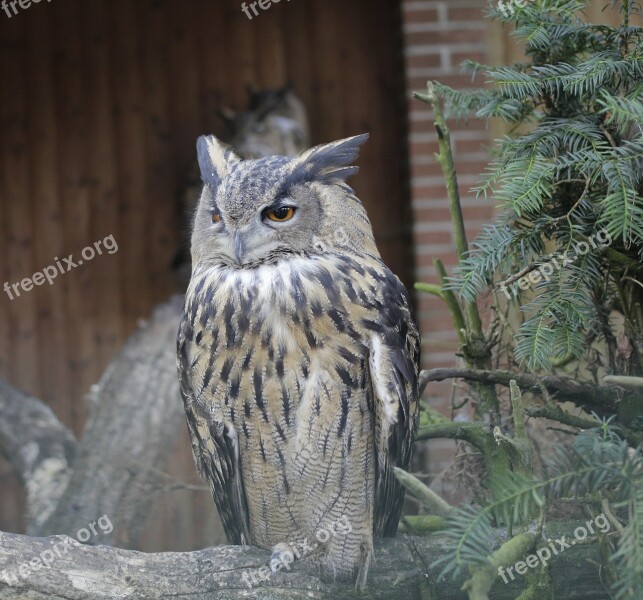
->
[[177, 133, 420, 587]]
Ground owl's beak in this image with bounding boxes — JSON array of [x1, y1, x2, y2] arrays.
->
[[233, 230, 246, 264]]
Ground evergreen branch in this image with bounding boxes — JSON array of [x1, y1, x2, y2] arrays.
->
[[495, 263, 540, 289], [611, 480, 643, 599], [598, 88, 643, 132], [436, 430, 639, 579]]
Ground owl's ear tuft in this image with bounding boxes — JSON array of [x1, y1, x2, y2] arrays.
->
[[196, 135, 241, 187], [289, 133, 370, 185]]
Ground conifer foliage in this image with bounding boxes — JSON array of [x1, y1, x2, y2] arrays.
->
[[444, 0, 643, 373], [408, 3, 643, 599]]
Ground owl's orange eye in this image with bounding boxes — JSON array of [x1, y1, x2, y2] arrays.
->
[[266, 207, 295, 222], [212, 212, 221, 223]]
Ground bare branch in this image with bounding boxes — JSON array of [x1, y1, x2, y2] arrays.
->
[[423, 368, 620, 416]]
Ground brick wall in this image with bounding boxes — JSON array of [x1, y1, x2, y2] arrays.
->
[[402, 0, 495, 481]]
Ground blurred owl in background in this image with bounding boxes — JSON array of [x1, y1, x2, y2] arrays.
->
[[177, 133, 420, 588], [175, 85, 310, 288]]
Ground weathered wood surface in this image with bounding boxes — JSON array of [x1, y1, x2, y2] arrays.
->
[[0, 528, 610, 600]]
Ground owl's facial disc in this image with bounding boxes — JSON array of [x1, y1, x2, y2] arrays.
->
[[192, 133, 371, 269], [212, 190, 314, 267]]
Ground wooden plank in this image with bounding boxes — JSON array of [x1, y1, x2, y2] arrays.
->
[[0, 10, 33, 536], [0, 15, 13, 532], [167, 0, 201, 166], [24, 2, 70, 409], [282, 0, 318, 140], [255, 2, 287, 88], [53, 0, 93, 432], [0, 15, 8, 382], [312, 0, 345, 142], [338, 0, 377, 204], [197, 0, 228, 134], [111, 0, 150, 330], [0, 465, 24, 535], [81, 0, 124, 370], [226, 0, 258, 107], [1, 4, 39, 398], [143, 0, 179, 302]]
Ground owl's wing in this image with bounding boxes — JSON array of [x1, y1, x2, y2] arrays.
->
[[177, 315, 251, 545], [363, 268, 420, 537]]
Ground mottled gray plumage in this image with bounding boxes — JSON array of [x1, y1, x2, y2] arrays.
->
[[177, 133, 420, 587]]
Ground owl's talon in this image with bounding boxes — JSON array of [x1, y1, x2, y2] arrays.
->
[[270, 543, 295, 575]]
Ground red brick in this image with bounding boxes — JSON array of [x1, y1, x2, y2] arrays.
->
[[455, 137, 490, 153], [414, 230, 454, 245], [414, 205, 493, 223], [449, 7, 486, 21], [405, 53, 443, 70], [410, 182, 478, 198], [403, 8, 439, 24], [406, 29, 485, 46]]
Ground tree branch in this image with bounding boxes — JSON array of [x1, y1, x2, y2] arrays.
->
[[603, 375, 643, 388], [0, 528, 612, 600], [492, 381, 534, 475], [393, 468, 453, 516], [415, 421, 487, 449], [423, 368, 620, 416]]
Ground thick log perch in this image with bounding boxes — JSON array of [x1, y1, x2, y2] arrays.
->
[[0, 527, 610, 600]]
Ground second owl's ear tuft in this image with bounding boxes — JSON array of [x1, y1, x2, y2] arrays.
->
[[196, 135, 241, 187], [289, 133, 370, 185]]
